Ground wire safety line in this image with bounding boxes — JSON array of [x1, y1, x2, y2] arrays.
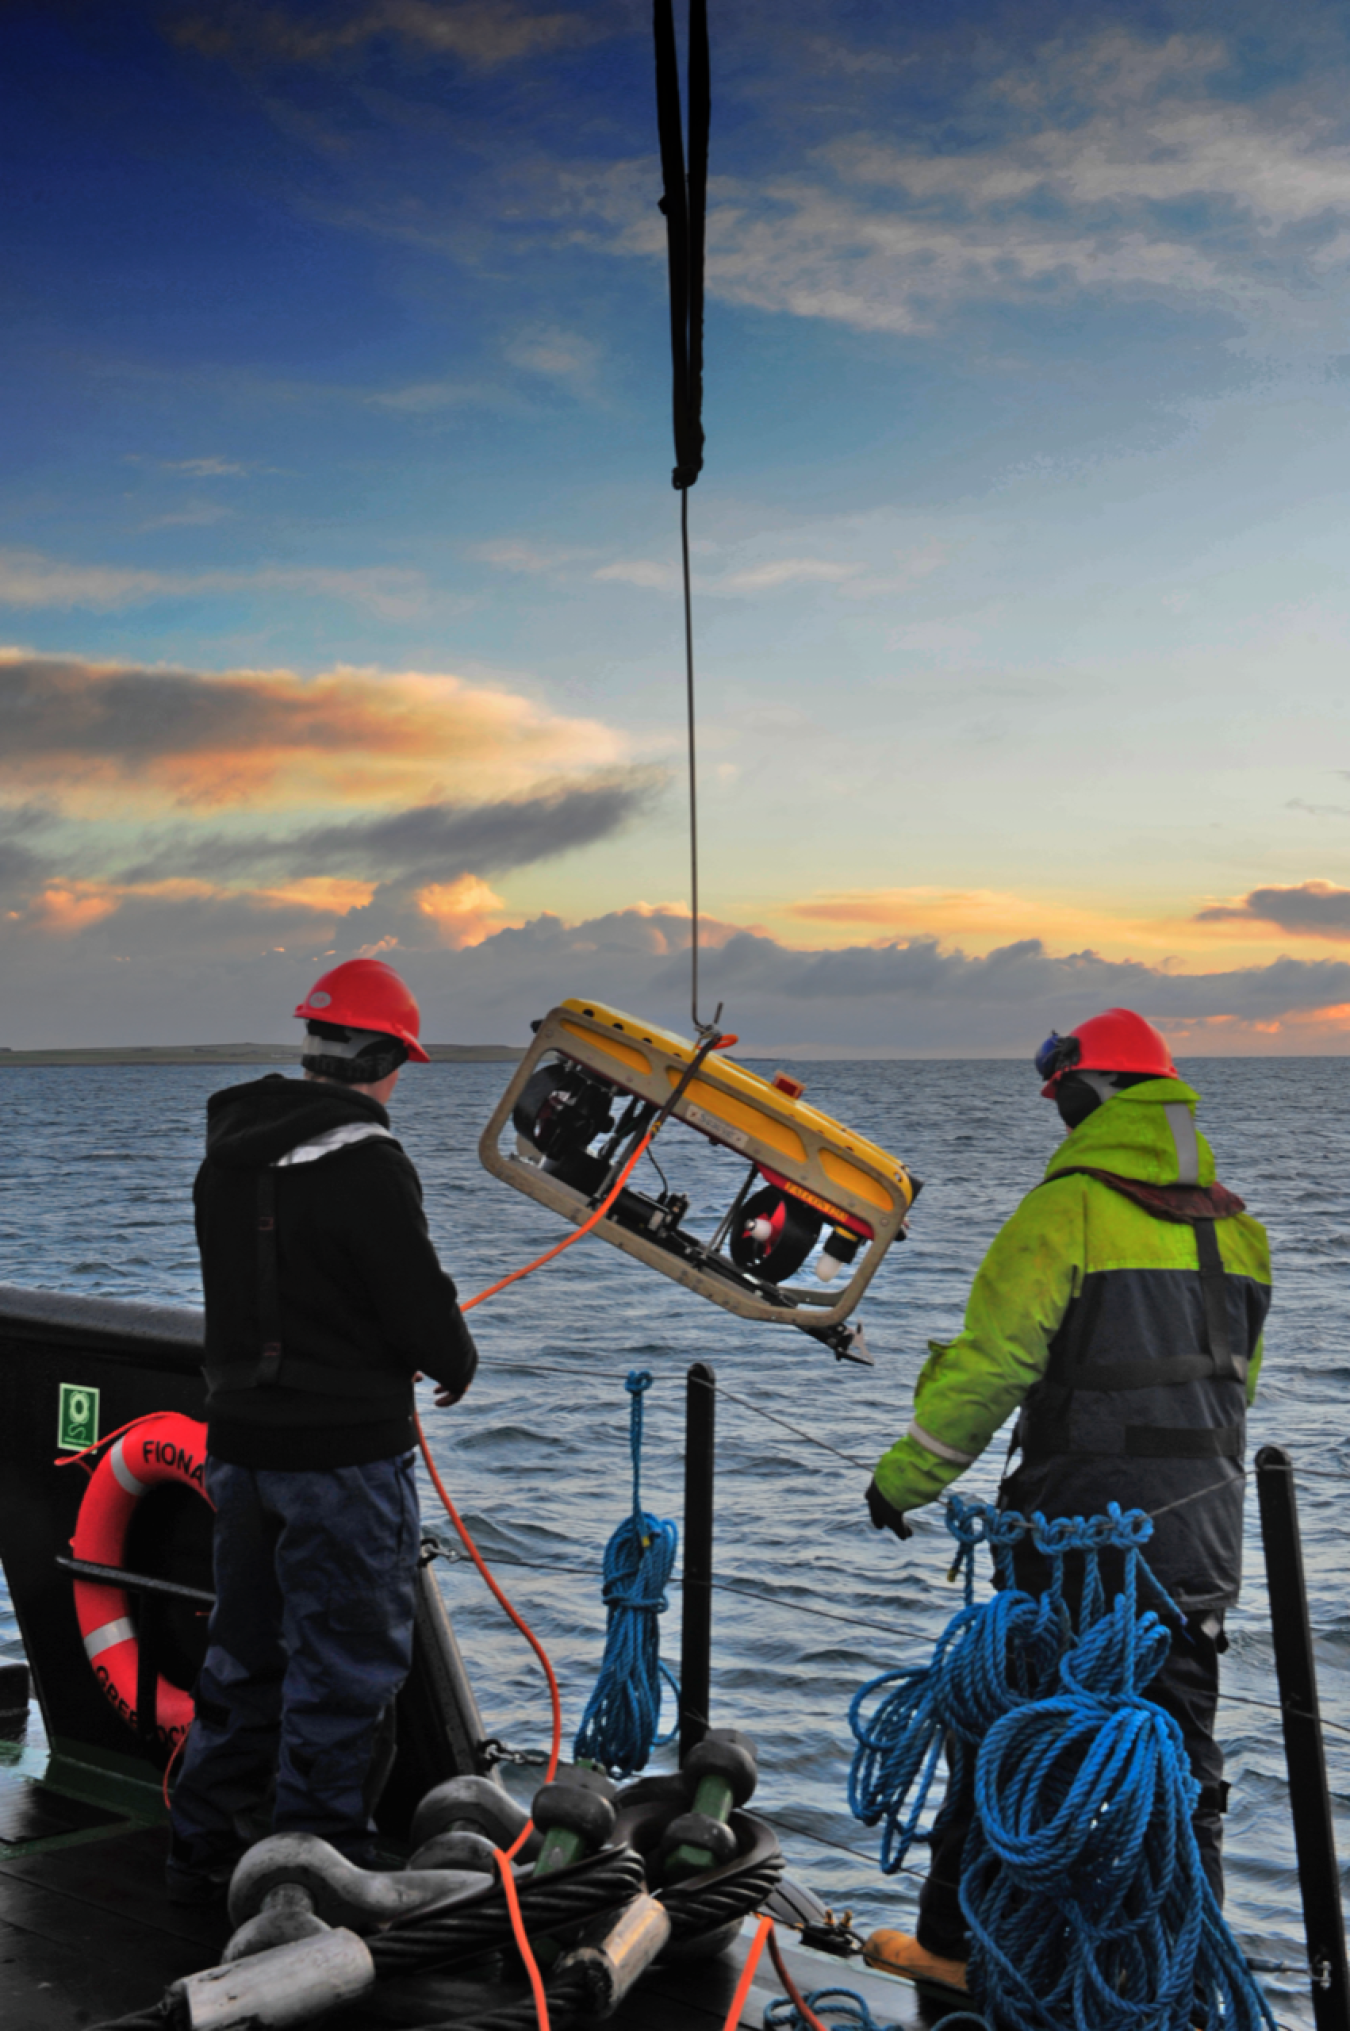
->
[[706, 1381, 877, 1472], [766, 1812, 929, 1880], [433, 1547, 1350, 1740]]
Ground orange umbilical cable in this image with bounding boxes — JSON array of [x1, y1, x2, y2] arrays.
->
[[414, 1410, 561, 1860], [495, 1847, 552, 2031], [456, 1125, 659, 1317], [719, 1912, 775, 2031], [767, 1925, 831, 2031]]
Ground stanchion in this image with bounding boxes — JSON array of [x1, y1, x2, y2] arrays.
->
[[1255, 1444, 1350, 2031], [679, 1361, 716, 1763]]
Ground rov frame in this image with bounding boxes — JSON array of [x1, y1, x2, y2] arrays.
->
[[479, 1000, 919, 1360]]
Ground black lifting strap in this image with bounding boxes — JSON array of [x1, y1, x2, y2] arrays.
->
[[654, 0, 708, 490], [255, 1168, 283, 1388], [1194, 1216, 1240, 1384]]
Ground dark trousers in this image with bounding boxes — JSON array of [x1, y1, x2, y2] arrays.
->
[[169, 1451, 419, 1872], [916, 1615, 1227, 1959]]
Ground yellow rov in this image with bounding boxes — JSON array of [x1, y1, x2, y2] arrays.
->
[[479, 1000, 919, 1362]]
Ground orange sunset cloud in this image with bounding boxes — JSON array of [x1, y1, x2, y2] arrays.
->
[[787, 886, 1168, 955], [0, 651, 628, 814]]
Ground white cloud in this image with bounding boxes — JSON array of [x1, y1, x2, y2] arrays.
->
[[368, 377, 500, 414], [159, 457, 254, 477], [470, 539, 591, 575], [173, 1, 600, 71], [476, 514, 955, 606], [717, 557, 861, 593], [505, 325, 601, 393], [0, 549, 430, 619], [536, 27, 1350, 346], [593, 558, 678, 590]]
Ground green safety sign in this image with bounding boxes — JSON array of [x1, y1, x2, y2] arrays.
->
[[57, 1383, 100, 1453]]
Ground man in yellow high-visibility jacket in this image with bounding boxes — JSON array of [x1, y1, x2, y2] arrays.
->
[[862, 1009, 1271, 1991]]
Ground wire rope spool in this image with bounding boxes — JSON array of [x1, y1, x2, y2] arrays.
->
[[480, 1000, 919, 1360]]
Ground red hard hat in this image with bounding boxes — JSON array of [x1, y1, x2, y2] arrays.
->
[[1037, 1007, 1177, 1097], [294, 959, 430, 1063]]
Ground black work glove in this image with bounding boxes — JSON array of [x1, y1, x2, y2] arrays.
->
[[865, 1476, 913, 1540]]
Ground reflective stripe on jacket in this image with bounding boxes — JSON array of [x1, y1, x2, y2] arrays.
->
[[872, 1078, 1271, 1611]]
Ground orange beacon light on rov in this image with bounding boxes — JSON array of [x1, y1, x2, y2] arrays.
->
[[478, 1000, 920, 1363]]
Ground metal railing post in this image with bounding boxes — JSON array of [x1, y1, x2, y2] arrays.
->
[[679, 1361, 715, 1762], [1255, 1445, 1350, 2031]]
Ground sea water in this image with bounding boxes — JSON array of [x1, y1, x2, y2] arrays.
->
[[0, 1056, 1345, 2023]]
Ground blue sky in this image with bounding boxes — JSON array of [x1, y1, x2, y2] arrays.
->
[[6, 0, 1350, 1051]]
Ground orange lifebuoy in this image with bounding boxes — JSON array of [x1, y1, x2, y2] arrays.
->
[[70, 1411, 212, 1748]]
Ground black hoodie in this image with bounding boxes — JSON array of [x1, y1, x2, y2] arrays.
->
[[195, 1075, 478, 1469]]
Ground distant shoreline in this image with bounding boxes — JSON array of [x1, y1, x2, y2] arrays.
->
[[0, 1044, 525, 1067], [0, 1045, 1339, 1067]]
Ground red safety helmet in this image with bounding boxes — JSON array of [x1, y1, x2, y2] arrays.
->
[[1035, 1007, 1177, 1097], [294, 959, 430, 1063]]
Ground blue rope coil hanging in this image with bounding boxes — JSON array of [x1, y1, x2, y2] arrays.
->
[[572, 1370, 679, 1777], [848, 1498, 1066, 1876], [848, 1500, 1277, 2031]]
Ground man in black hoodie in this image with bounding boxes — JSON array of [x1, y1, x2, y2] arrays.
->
[[167, 959, 479, 1900]]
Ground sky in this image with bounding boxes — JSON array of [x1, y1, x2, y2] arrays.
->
[[6, 0, 1350, 1054]]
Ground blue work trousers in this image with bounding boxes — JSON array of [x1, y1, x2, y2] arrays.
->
[[169, 1452, 419, 1870]]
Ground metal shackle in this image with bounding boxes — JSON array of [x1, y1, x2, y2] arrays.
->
[[659, 1809, 737, 1868], [223, 1881, 331, 1963], [169, 1928, 374, 2030], [683, 1727, 758, 1807], [407, 1826, 501, 1874], [533, 1766, 618, 1848], [228, 1832, 488, 1933], [408, 1772, 536, 1855]]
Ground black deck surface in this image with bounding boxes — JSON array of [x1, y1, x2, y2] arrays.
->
[[0, 1819, 934, 2031]]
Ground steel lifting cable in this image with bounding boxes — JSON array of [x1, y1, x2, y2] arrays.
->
[[410, 12, 720, 1812], [655, 0, 717, 1034], [412, 0, 719, 1744]]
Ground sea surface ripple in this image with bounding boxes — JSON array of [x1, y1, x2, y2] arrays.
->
[[0, 1055, 1345, 2023]]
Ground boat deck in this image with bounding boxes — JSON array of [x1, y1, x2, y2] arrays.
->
[[0, 1773, 934, 2031]]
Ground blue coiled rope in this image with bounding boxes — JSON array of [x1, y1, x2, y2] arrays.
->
[[849, 1500, 1276, 2031], [572, 1370, 679, 1777], [848, 1499, 1065, 1875], [763, 1993, 987, 2030]]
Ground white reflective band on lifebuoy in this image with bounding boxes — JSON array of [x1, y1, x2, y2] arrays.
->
[[110, 1437, 148, 1497], [83, 1617, 137, 1662], [907, 1419, 977, 1466]]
